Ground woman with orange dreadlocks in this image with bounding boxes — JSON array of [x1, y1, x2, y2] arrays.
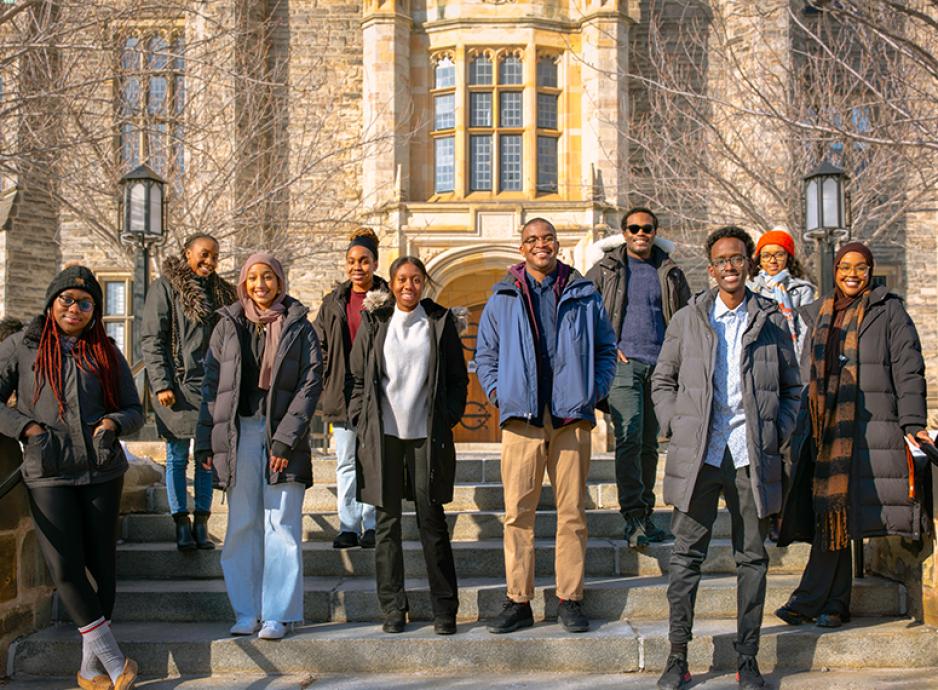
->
[[0, 266, 143, 690]]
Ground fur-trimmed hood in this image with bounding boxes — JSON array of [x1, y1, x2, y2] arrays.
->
[[161, 255, 237, 324], [362, 289, 469, 335]]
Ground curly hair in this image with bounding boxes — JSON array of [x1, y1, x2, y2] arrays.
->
[[706, 226, 755, 261]]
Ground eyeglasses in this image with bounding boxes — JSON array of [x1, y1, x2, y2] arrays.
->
[[760, 251, 789, 263], [836, 263, 870, 277], [522, 235, 557, 248], [710, 255, 748, 271], [625, 224, 656, 235], [57, 295, 94, 313]]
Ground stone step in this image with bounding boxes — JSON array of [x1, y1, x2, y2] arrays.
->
[[121, 507, 728, 543], [12, 617, 934, 676], [306, 455, 622, 484], [74, 574, 904, 624], [146, 482, 631, 513], [115, 539, 813, 580]]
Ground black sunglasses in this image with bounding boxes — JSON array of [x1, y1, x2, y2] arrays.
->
[[626, 224, 656, 235]]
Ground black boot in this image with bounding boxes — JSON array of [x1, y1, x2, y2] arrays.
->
[[192, 511, 215, 550], [173, 512, 196, 551]]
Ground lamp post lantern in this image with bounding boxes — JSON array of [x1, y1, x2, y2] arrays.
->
[[119, 164, 166, 365], [803, 161, 850, 293]]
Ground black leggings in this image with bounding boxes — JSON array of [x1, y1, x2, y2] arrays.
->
[[27, 476, 124, 627]]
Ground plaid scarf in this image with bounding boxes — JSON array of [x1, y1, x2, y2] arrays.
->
[[808, 291, 868, 551]]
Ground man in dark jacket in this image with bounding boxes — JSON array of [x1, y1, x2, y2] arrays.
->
[[586, 207, 691, 547], [651, 227, 801, 690], [476, 217, 617, 635]]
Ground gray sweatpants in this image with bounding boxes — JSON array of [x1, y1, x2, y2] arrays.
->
[[666, 448, 770, 656]]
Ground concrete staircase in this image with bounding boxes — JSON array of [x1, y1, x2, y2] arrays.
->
[[9, 449, 936, 680]]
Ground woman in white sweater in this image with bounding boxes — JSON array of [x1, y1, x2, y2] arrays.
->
[[349, 256, 469, 636]]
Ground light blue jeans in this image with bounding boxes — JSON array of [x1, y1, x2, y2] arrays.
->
[[334, 424, 375, 534], [165, 438, 213, 514], [221, 416, 305, 624]]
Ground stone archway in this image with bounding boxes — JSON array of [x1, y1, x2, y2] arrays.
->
[[422, 244, 518, 444]]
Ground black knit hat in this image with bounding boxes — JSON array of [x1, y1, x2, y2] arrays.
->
[[44, 265, 103, 316]]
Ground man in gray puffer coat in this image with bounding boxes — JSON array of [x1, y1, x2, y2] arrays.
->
[[651, 227, 801, 690]]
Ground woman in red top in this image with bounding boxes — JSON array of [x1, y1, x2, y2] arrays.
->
[[313, 227, 389, 548]]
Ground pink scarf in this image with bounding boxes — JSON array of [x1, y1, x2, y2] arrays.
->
[[237, 252, 288, 391]]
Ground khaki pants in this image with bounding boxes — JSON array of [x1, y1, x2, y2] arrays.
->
[[500, 414, 591, 602]]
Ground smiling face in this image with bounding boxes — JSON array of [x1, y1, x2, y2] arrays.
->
[[186, 237, 220, 277], [835, 250, 871, 298], [758, 243, 790, 277], [623, 211, 657, 260], [245, 263, 280, 309], [391, 262, 426, 312], [519, 220, 559, 277], [346, 246, 376, 293], [707, 236, 750, 297], [51, 288, 95, 336]]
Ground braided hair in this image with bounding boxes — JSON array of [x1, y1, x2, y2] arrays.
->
[[33, 314, 122, 417]]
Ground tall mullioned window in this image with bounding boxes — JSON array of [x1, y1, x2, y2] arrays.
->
[[119, 31, 185, 179], [432, 54, 456, 193], [432, 48, 563, 197]]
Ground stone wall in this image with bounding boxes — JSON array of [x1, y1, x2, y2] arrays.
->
[[0, 437, 53, 677]]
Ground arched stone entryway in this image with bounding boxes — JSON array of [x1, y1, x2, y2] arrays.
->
[[424, 245, 518, 444]]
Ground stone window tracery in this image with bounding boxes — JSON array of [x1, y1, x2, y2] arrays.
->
[[118, 31, 185, 180], [432, 48, 563, 197]]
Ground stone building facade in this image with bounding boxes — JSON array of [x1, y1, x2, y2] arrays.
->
[[0, 0, 937, 626]]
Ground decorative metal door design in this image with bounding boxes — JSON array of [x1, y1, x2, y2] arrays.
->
[[455, 304, 501, 443]]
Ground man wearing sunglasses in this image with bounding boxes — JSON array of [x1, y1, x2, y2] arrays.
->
[[586, 207, 691, 547], [651, 226, 801, 690]]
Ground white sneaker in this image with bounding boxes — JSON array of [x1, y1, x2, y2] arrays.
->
[[258, 621, 288, 640], [229, 618, 260, 635]]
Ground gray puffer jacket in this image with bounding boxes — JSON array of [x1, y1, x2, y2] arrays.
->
[[780, 285, 928, 544], [0, 316, 144, 488], [195, 297, 322, 490], [651, 289, 802, 518], [141, 257, 237, 440]]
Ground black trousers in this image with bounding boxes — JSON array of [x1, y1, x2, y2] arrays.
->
[[375, 435, 458, 618], [786, 536, 852, 617], [27, 476, 124, 627], [667, 450, 769, 656]]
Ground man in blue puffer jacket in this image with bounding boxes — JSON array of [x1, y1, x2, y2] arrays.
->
[[476, 217, 617, 635]]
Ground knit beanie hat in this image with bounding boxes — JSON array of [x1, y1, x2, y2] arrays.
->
[[755, 228, 796, 258], [44, 265, 103, 317]]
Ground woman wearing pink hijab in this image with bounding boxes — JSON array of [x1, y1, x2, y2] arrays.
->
[[196, 253, 322, 640]]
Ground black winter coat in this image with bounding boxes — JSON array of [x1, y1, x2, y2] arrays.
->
[[312, 276, 389, 425], [348, 294, 468, 511], [0, 316, 144, 488], [779, 286, 929, 545], [141, 257, 237, 440], [195, 297, 323, 489]]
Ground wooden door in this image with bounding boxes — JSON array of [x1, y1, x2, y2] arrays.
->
[[455, 304, 501, 443]]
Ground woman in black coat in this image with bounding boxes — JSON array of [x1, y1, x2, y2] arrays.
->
[[0, 266, 143, 690], [349, 256, 468, 636], [312, 227, 388, 550], [196, 252, 322, 641], [777, 242, 933, 628], [141, 233, 236, 550]]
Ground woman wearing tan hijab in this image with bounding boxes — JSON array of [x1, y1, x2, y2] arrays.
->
[[196, 253, 322, 640]]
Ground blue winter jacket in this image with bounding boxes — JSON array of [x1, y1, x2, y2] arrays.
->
[[475, 263, 617, 427]]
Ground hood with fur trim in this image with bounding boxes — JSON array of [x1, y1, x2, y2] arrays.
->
[[362, 289, 469, 335], [161, 255, 237, 324]]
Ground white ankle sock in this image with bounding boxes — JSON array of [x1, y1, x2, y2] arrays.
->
[[79, 633, 103, 679], [78, 617, 125, 682]]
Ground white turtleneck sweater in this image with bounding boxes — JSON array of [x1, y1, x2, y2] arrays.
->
[[380, 304, 431, 439]]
